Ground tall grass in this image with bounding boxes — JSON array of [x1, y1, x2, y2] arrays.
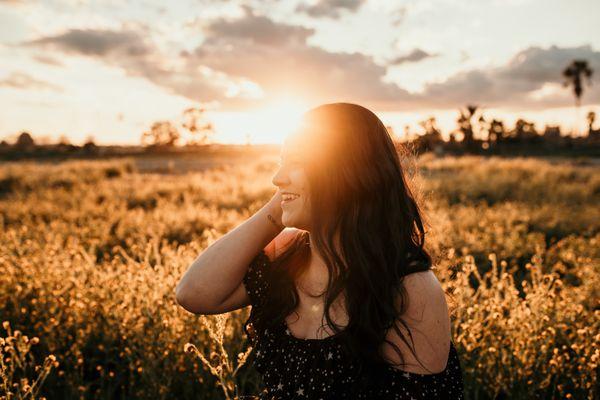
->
[[0, 155, 597, 399], [1, 321, 58, 400]]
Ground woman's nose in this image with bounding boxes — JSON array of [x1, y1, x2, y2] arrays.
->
[[272, 166, 289, 187]]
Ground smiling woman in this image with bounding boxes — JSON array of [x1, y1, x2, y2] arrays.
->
[[176, 102, 465, 399]]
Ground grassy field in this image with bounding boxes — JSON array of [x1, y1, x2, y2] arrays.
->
[[0, 154, 598, 399]]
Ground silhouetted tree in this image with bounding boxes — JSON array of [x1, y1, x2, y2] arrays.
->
[[542, 125, 562, 142], [587, 111, 596, 136], [456, 105, 481, 151], [487, 119, 506, 144], [415, 117, 444, 154], [563, 60, 593, 135], [15, 132, 35, 150], [56, 134, 77, 152], [511, 119, 539, 143], [141, 121, 180, 148], [182, 107, 214, 146], [563, 60, 593, 108], [419, 117, 441, 138], [83, 135, 99, 155]]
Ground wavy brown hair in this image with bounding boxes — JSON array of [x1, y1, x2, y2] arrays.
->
[[244, 102, 439, 390]]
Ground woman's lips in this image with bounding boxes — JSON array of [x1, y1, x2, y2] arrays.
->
[[281, 196, 299, 205]]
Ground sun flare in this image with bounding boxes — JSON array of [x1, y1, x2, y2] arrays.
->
[[251, 96, 311, 144]]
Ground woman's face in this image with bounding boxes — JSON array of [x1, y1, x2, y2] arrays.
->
[[272, 134, 312, 231]]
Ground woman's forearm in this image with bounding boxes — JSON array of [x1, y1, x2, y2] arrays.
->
[[175, 194, 283, 313]]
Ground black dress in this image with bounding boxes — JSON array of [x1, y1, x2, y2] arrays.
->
[[242, 249, 466, 400]]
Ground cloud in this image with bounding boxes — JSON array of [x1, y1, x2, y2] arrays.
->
[[21, 7, 415, 110], [23, 28, 153, 57], [388, 48, 438, 65], [32, 54, 64, 67], [19, 11, 600, 112], [204, 5, 314, 46], [191, 6, 414, 109], [418, 44, 600, 109], [0, 71, 63, 91], [21, 26, 231, 104], [295, 0, 366, 19]]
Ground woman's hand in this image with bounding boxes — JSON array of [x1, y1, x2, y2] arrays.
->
[[264, 189, 284, 229]]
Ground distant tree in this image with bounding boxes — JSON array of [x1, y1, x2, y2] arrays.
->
[[418, 117, 441, 138], [83, 135, 98, 154], [542, 125, 562, 141], [15, 132, 35, 150], [487, 119, 506, 143], [56, 134, 77, 153], [563, 60, 593, 108], [58, 135, 71, 145], [415, 117, 443, 153], [141, 121, 180, 148], [511, 119, 539, 142], [563, 60, 593, 135], [181, 107, 214, 146], [456, 105, 481, 151], [587, 111, 596, 135]]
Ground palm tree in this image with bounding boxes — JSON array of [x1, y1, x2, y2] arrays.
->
[[563, 60, 593, 107], [563, 60, 593, 136]]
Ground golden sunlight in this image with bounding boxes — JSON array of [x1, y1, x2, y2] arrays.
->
[[250, 96, 311, 144]]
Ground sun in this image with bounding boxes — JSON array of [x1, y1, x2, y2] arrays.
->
[[251, 96, 311, 144], [208, 96, 311, 144]]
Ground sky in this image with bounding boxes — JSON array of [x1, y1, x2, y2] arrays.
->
[[1, 0, 599, 145]]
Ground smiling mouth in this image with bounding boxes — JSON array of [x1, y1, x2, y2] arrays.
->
[[281, 193, 300, 204]]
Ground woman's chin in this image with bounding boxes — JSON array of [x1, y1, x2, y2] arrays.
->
[[281, 215, 299, 229], [281, 216, 292, 227]]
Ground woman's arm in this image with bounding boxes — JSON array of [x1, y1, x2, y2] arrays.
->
[[175, 190, 284, 314]]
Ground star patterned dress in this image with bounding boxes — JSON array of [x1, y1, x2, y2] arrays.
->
[[242, 249, 466, 400]]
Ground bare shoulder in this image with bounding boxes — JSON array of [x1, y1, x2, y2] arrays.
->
[[381, 269, 452, 374], [402, 270, 447, 316], [264, 228, 302, 261]]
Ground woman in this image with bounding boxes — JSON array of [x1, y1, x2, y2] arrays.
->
[[176, 103, 465, 399]]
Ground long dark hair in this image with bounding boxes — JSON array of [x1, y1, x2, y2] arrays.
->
[[244, 102, 436, 388]]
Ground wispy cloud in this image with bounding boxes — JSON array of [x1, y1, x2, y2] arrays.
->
[[0, 71, 63, 91], [23, 28, 153, 57], [32, 54, 64, 67], [419, 44, 600, 109], [10, 3, 600, 112], [192, 5, 414, 109], [295, 0, 366, 19], [388, 48, 438, 65]]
